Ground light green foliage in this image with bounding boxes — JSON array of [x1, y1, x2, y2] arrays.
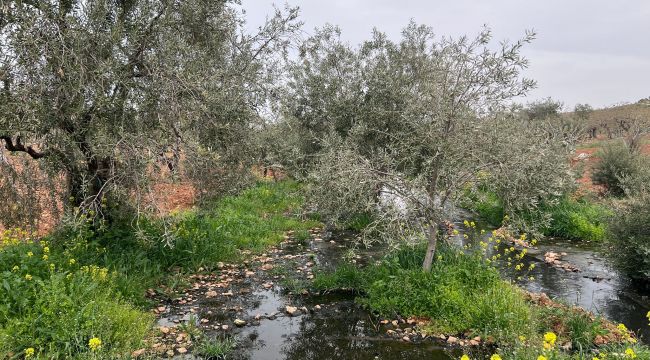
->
[[169, 180, 320, 268], [541, 198, 609, 241], [463, 187, 608, 241]]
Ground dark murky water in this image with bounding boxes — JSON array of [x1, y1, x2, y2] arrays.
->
[[450, 217, 650, 344], [239, 290, 453, 360], [236, 238, 455, 359], [514, 238, 649, 343]]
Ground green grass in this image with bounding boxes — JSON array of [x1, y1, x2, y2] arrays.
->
[[314, 245, 536, 343], [196, 336, 238, 359], [463, 188, 609, 242], [460, 187, 505, 228], [0, 180, 319, 358], [540, 197, 610, 242]]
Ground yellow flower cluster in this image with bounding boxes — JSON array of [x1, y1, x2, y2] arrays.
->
[[543, 331, 557, 349], [25, 347, 35, 358], [0, 228, 34, 249], [618, 323, 637, 344], [80, 265, 110, 281], [88, 337, 102, 351]]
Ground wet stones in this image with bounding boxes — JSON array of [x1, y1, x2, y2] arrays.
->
[[285, 306, 298, 316], [544, 251, 580, 272]]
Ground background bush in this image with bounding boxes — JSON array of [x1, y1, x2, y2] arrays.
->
[[607, 196, 650, 285], [591, 143, 641, 196]]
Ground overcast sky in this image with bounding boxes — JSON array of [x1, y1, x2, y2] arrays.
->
[[241, 0, 650, 110]]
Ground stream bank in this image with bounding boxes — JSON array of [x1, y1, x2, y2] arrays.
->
[[147, 225, 648, 359]]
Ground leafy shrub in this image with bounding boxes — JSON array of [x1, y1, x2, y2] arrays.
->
[[607, 196, 650, 284], [591, 144, 641, 196]]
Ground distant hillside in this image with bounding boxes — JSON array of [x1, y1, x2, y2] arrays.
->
[[589, 99, 650, 124], [567, 98, 650, 139]]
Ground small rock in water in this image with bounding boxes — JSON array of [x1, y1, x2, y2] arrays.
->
[[177, 347, 187, 354], [286, 306, 298, 315], [314, 305, 321, 310], [234, 319, 246, 327]]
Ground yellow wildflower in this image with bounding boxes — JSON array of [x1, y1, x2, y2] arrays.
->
[[42, 254, 49, 261], [25, 274, 32, 281], [69, 259, 76, 265], [27, 251, 33, 257], [537, 356, 547, 360], [518, 335, 526, 342], [25, 348, 35, 358], [43, 246, 49, 253], [618, 323, 628, 332], [543, 331, 557, 345], [490, 355, 502, 360], [12, 265, 19, 272], [461, 355, 470, 360], [88, 337, 102, 351], [625, 348, 636, 359]]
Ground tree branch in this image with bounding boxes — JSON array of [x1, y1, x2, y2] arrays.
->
[[0, 135, 47, 159]]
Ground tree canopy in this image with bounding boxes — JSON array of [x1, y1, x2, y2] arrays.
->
[[0, 0, 299, 226]]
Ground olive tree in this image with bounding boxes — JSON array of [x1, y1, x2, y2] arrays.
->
[[0, 0, 299, 227], [281, 23, 575, 270]]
